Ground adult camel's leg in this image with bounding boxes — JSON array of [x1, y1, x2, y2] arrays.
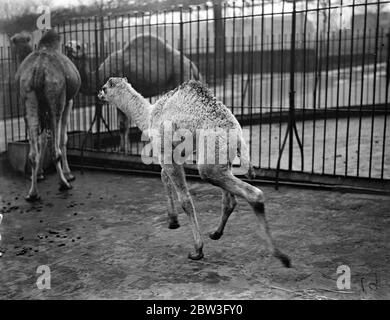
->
[[36, 130, 47, 181], [49, 92, 71, 190], [209, 189, 237, 240], [162, 163, 203, 260], [60, 99, 75, 182], [198, 164, 291, 267], [24, 91, 41, 201], [161, 168, 180, 229]]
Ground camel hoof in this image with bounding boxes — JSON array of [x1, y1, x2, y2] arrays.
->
[[274, 249, 291, 268], [25, 194, 41, 202], [168, 220, 180, 229], [188, 250, 204, 261], [59, 182, 72, 191], [65, 173, 76, 182], [209, 231, 223, 240]]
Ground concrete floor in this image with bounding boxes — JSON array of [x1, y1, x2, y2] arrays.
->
[[0, 160, 389, 299]]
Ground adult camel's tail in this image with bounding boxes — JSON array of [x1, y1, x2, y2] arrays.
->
[[31, 65, 51, 131]]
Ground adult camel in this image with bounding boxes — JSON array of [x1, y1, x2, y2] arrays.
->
[[65, 34, 202, 152], [15, 30, 81, 201]]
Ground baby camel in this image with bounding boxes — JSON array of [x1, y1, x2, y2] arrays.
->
[[98, 78, 290, 267]]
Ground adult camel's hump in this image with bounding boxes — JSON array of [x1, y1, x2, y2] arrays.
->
[[16, 30, 81, 102], [100, 34, 202, 97]]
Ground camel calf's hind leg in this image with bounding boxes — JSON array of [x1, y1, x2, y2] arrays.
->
[[199, 164, 291, 268], [209, 190, 237, 240], [162, 163, 203, 260], [161, 168, 180, 229]]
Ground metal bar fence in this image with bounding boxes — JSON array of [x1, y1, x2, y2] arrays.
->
[[0, 0, 389, 182]]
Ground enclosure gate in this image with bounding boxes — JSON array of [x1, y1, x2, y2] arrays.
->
[[1, 0, 389, 190]]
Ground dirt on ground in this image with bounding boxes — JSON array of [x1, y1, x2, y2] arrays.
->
[[0, 160, 389, 300]]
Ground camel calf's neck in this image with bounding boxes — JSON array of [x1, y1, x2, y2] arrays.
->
[[110, 84, 152, 132]]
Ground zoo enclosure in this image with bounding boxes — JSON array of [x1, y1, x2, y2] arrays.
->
[[1, 0, 390, 186]]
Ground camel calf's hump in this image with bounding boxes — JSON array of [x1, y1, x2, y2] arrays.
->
[[157, 80, 240, 130]]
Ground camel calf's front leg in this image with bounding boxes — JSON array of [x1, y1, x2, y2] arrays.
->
[[161, 168, 180, 229], [162, 163, 203, 260], [209, 190, 237, 240]]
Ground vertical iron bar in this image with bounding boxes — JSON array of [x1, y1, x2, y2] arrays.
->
[[1, 47, 7, 150], [322, 0, 331, 174], [156, 11, 160, 100], [259, 0, 265, 167], [346, 0, 356, 176], [269, 0, 274, 169], [213, 2, 217, 95], [369, 2, 381, 178], [240, 1, 245, 117], [334, 1, 343, 175], [302, 0, 309, 172], [205, 3, 209, 84], [223, 2, 227, 105], [381, 32, 390, 179], [231, 1, 236, 113], [311, 0, 321, 174], [7, 47, 14, 141], [279, 2, 285, 158], [179, 5, 184, 84], [357, 0, 368, 177], [288, 0, 297, 171]]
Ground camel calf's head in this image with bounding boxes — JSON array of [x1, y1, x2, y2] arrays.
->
[[98, 77, 129, 103]]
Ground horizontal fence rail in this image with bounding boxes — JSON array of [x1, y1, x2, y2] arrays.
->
[[1, 0, 389, 183]]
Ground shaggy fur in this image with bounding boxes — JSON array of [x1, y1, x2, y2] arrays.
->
[[99, 78, 290, 267]]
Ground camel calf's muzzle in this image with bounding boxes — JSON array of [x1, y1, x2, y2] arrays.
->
[[97, 90, 107, 102]]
